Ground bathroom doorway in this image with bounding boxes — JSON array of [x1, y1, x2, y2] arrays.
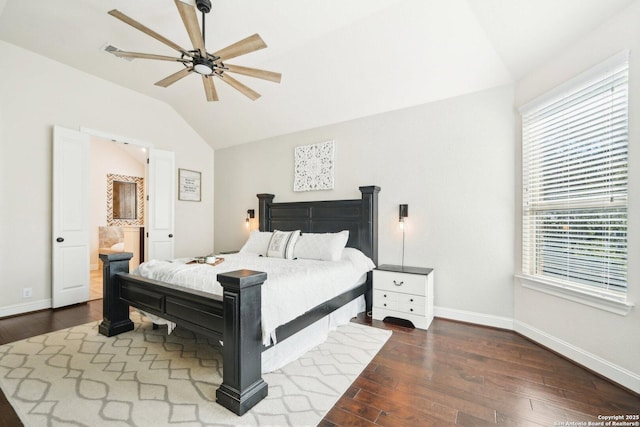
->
[[89, 137, 147, 300]]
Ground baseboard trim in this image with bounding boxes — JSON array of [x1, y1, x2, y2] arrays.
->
[[0, 299, 52, 318], [434, 306, 513, 330], [514, 320, 640, 394]]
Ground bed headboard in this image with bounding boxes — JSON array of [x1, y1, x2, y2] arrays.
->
[[257, 186, 380, 265]]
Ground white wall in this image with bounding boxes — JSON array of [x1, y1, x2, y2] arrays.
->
[[0, 41, 214, 316], [514, 1, 640, 392], [215, 84, 515, 323]]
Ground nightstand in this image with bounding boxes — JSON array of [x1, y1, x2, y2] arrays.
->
[[372, 264, 434, 330]]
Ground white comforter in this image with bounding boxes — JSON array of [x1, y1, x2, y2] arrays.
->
[[133, 248, 375, 345]]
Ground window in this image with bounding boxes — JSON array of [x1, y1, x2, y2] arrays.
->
[[520, 52, 628, 296]]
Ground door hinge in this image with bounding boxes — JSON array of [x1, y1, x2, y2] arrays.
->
[[146, 158, 149, 164]]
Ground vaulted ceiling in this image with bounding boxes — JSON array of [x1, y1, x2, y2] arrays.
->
[[0, 0, 635, 149]]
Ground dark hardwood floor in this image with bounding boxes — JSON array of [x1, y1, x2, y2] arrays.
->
[[1, 302, 638, 426], [323, 315, 639, 426]]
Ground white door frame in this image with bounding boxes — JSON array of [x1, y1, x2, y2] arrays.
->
[[53, 126, 174, 307], [81, 127, 176, 262], [80, 127, 155, 150]]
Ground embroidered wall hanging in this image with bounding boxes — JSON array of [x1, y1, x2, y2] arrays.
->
[[294, 140, 334, 191]]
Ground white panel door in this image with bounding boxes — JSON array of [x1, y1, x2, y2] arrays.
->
[[146, 149, 175, 260], [52, 126, 90, 308]]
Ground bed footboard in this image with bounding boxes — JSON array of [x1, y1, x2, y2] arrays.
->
[[98, 252, 268, 415]]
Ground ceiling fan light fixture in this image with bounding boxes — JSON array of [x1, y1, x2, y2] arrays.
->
[[193, 57, 213, 75]]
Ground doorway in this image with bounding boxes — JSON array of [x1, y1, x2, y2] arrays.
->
[[89, 137, 147, 300], [53, 126, 175, 308]]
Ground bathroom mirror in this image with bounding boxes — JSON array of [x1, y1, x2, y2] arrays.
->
[[113, 181, 137, 219], [107, 174, 144, 226]]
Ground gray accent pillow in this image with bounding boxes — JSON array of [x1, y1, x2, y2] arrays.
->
[[267, 230, 301, 259]]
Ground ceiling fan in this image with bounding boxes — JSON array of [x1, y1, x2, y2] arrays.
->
[[108, 0, 281, 101]]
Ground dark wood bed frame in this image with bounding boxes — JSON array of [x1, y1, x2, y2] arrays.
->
[[98, 185, 379, 415]]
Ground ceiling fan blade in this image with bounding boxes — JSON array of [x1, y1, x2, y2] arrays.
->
[[217, 74, 261, 100], [174, 0, 206, 55], [155, 68, 192, 87], [202, 76, 219, 102], [108, 9, 188, 54], [112, 50, 185, 62], [213, 34, 267, 61], [224, 64, 281, 83]]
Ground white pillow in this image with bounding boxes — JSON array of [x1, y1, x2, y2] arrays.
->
[[293, 230, 349, 261], [239, 230, 273, 256], [267, 230, 301, 259], [341, 247, 376, 271]]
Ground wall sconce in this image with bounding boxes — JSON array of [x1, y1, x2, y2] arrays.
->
[[399, 204, 408, 229], [399, 204, 408, 267], [245, 209, 255, 228]]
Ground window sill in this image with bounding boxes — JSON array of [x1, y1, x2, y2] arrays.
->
[[515, 274, 634, 316]]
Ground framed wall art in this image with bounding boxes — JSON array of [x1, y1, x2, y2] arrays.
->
[[178, 168, 201, 201]]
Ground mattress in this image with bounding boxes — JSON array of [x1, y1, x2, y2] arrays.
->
[[133, 248, 375, 345]]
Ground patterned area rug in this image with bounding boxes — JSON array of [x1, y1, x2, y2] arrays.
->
[[0, 313, 391, 426]]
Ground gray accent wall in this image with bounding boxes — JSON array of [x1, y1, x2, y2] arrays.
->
[[214, 85, 516, 321]]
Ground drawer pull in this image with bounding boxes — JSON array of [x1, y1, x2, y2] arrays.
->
[[410, 298, 414, 302], [383, 294, 387, 298], [383, 303, 387, 307], [393, 280, 404, 287], [410, 308, 414, 312]]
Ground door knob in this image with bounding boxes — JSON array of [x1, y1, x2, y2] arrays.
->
[[56, 237, 64, 242], [168, 234, 174, 238]]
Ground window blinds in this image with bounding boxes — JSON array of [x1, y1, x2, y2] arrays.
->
[[521, 52, 629, 292]]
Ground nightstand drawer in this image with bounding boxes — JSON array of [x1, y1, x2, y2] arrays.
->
[[373, 270, 426, 296], [373, 290, 426, 315]]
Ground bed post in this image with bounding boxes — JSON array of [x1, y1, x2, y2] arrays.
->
[[257, 193, 275, 232], [98, 252, 134, 337], [359, 186, 380, 264], [216, 269, 269, 416], [359, 186, 380, 314]]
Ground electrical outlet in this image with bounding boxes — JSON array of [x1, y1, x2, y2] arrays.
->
[[23, 288, 32, 299]]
